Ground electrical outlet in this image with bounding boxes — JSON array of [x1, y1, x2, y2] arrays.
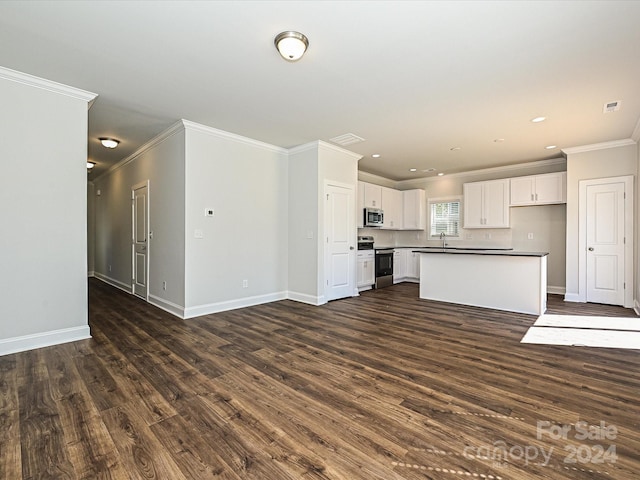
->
[[528, 233, 534, 240], [242, 279, 248, 288], [108, 264, 112, 272]]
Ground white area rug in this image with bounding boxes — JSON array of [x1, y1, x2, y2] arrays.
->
[[521, 314, 640, 350]]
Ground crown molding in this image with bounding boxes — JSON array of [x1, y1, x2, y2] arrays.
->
[[632, 117, 640, 143], [394, 157, 567, 188], [358, 170, 399, 187], [182, 119, 288, 155], [561, 138, 636, 155], [287, 140, 319, 155], [317, 140, 363, 161], [93, 120, 185, 182], [0, 65, 97, 106]]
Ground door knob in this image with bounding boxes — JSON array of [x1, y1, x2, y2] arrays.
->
[[588, 247, 594, 251], [350, 246, 355, 250]]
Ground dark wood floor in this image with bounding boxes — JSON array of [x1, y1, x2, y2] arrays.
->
[[2, 280, 640, 479]]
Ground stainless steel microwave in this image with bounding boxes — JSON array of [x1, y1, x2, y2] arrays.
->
[[364, 207, 384, 227]]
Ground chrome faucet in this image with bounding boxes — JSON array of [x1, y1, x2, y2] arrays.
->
[[440, 232, 447, 249]]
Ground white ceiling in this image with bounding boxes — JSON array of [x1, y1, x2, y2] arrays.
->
[[1, 0, 639, 180]]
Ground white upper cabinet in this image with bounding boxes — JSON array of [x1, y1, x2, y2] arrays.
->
[[510, 172, 567, 206], [402, 189, 426, 230], [357, 181, 425, 230], [381, 187, 403, 229], [463, 179, 510, 228], [363, 182, 382, 208]]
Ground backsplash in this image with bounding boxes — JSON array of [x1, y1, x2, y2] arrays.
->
[[359, 227, 513, 248]]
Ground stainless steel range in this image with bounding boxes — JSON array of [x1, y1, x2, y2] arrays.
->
[[374, 248, 394, 289]]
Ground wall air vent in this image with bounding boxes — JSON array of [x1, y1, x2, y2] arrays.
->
[[329, 133, 365, 146], [603, 100, 622, 113]]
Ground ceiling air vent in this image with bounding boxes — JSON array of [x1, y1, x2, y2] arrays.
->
[[329, 133, 365, 146], [603, 100, 622, 113]]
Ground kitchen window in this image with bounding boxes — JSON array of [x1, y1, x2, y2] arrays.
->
[[429, 197, 461, 238]]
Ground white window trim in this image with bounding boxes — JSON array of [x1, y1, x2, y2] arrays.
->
[[428, 195, 462, 239]]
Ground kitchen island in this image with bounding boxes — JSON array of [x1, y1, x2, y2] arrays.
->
[[414, 248, 548, 315]]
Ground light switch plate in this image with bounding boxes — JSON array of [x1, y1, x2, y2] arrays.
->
[[194, 229, 204, 239]]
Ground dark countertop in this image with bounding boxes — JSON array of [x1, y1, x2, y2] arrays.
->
[[413, 248, 548, 257]]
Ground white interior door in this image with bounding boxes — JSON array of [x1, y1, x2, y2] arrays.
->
[[585, 181, 626, 305], [132, 181, 149, 299], [325, 183, 355, 301]]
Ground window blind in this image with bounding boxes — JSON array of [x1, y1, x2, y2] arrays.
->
[[430, 200, 460, 237]]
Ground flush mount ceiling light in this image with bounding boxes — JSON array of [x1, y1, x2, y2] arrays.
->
[[99, 137, 120, 148], [87, 161, 96, 169], [531, 116, 546, 123], [372, 153, 381, 158], [274, 31, 309, 61]]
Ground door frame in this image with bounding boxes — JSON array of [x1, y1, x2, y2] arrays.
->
[[578, 175, 633, 307], [322, 180, 357, 302], [131, 180, 150, 301]]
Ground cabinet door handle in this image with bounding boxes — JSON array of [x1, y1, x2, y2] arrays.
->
[[535, 193, 538, 201], [588, 247, 594, 251], [531, 194, 534, 201]]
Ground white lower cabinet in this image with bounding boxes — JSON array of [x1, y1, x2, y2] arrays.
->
[[393, 250, 406, 283], [406, 251, 420, 280], [357, 250, 375, 290], [393, 249, 421, 283]]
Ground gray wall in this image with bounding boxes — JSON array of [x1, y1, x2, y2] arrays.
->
[[565, 143, 637, 300], [183, 123, 289, 315], [93, 126, 186, 312], [0, 72, 93, 351]]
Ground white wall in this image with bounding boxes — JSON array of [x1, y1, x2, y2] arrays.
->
[[93, 125, 186, 313], [0, 69, 95, 354], [359, 159, 568, 291], [564, 142, 637, 300], [288, 144, 320, 302], [317, 142, 361, 297], [183, 122, 289, 317]]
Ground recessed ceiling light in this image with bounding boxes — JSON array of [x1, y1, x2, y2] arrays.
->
[[100, 137, 120, 148], [372, 153, 381, 158], [87, 161, 96, 169], [531, 116, 546, 123], [437, 172, 444, 176], [409, 168, 417, 172], [545, 145, 557, 150], [450, 147, 461, 151]]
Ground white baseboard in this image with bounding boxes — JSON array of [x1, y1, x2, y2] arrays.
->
[[88, 270, 95, 278], [148, 294, 185, 319], [94, 272, 132, 293], [547, 285, 566, 295], [184, 291, 288, 319], [0, 326, 91, 356], [287, 291, 325, 306]]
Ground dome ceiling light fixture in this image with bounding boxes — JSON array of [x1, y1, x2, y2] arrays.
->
[[99, 137, 120, 148], [274, 31, 309, 62]]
